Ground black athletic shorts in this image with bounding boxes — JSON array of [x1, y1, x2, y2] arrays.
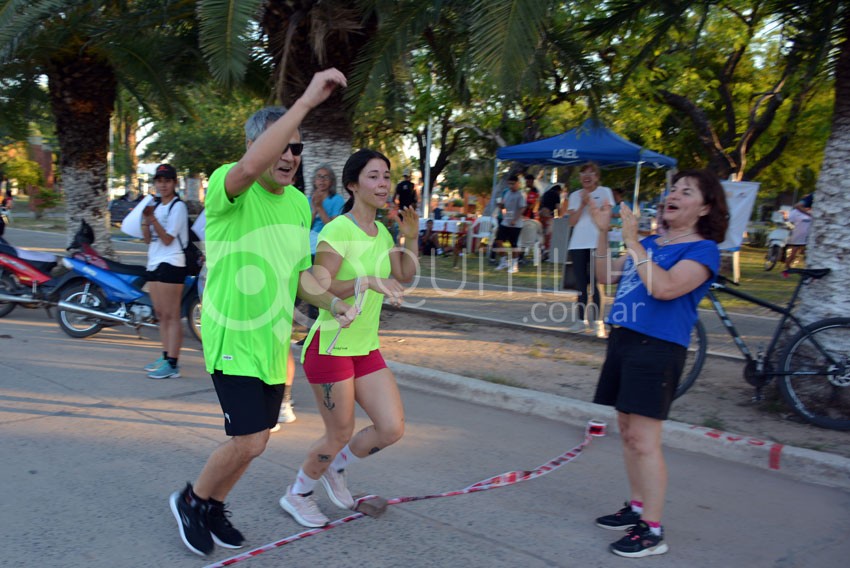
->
[[496, 225, 521, 248], [211, 371, 285, 436], [593, 326, 686, 420], [146, 262, 187, 284]]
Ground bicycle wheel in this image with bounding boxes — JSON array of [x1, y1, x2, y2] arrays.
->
[[764, 245, 780, 271], [675, 319, 707, 399], [778, 317, 850, 431]]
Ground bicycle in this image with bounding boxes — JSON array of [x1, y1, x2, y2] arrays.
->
[[674, 267, 850, 431]]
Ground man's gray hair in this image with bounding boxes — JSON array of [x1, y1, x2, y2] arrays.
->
[[244, 106, 295, 144]]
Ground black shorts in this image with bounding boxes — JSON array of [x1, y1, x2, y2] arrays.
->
[[593, 327, 686, 420], [210, 371, 285, 436], [496, 225, 521, 247], [146, 262, 187, 284]]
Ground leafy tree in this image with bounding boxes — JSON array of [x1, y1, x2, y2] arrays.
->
[[141, 86, 264, 179], [0, 0, 204, 253], [585, 0, 835, 182]]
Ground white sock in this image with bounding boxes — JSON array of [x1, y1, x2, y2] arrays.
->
[[330, 444, 361, 472], [291, 468, 319, 495]]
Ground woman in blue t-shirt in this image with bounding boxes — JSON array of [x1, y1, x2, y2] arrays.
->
[[588, 169, 729, 558]]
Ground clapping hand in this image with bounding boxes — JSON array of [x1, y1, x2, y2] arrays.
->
[[619, 205, 640, 243], [589, 200, 612, 231]]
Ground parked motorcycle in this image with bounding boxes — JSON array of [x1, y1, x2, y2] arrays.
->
[[0, 222, 108, 318], [55, 254, 201, 341], [764, 210, 793, 271]]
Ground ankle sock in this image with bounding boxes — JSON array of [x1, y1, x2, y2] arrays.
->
[[330, 444, 361, 472], [630, 500, 643, 514], [645, 520, 662, 536], [291, 468, 318, 495], [167, 357, 178, 368]]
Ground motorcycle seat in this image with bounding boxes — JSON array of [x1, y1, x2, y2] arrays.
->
[[0, 241, 58, 274], [102, 258, 147, 278]]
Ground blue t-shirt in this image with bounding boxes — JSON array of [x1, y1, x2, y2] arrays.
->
[[309, 194, 345, 254], [606, 237, 719, 347]]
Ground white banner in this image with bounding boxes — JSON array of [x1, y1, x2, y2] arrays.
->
[[719, 181, 759, 251]]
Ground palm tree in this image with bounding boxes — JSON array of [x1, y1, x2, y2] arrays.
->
[[0, 0, 202, 253], [195, 1, 587, 191]]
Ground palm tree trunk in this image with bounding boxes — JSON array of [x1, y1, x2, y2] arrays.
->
[[797, 18, 850, 320], [47, 48, 117, 257]]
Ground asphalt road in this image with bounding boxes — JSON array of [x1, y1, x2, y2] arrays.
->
[[1, 308, 848, 568], [1, 227, 849, 567]]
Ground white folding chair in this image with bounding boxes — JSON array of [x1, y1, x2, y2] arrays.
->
[[517, 219, 543, 266]]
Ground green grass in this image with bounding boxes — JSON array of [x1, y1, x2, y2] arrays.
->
[[701, 415, 727, 430], [420, 245, 799, 314]]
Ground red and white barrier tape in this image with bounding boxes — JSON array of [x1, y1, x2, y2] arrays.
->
[[203, 420, 606, 568]]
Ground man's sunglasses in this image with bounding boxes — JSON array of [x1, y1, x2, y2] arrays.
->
[[284, 143, 304, 156]]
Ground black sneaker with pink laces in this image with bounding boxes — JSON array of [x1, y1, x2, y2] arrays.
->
[[610, 521, 669, 558]]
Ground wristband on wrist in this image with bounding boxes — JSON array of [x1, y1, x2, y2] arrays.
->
[[330, 296, 341, 315]]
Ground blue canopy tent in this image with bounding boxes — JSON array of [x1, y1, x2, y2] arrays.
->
[[493, 119, 677, 209]]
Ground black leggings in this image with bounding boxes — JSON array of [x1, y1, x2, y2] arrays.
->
[[570, 248, 601, 322]]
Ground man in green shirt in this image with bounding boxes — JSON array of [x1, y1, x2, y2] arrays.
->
[[169, 69, 357, 557]]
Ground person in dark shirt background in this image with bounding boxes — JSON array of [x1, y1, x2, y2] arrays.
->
[[394, 169, 417, 218]]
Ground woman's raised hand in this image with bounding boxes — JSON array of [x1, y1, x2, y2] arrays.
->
[[397, 206, 419, 239]]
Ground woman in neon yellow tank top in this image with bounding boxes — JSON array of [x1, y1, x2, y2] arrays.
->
[[280, 149, 420, 528]]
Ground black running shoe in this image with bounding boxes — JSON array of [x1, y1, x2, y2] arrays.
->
[[207, 501, 245, 549], [169, 483, 214, 556], [610, 521, 669, 558], [595, 502, 640, 530]]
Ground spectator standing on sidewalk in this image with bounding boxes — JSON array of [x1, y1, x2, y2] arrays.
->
[[393, 168, 417, 220], [589, 168, 728, 558], [279, 148, 419, 528], [538, 183, 561, 259], [168, 69, 358, 558], [141, 164, 188, 379], [565, 162, 614, 337], [494, 175, 526, 273], [523, 173, 540, 219]]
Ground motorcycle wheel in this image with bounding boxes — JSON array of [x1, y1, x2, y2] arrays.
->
[[0, 272, 16, 317], [187, 295, 202, 343], [57, 283, 106, 338], [763, 244, 780, 271]]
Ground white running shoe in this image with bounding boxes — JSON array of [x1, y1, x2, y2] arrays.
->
[[320, 468, 355, 510], [508, 259, 519, 273], [280, 486, 329, 528], [278, 402, 296, 424], [495, 258, 509, 271], [595, 321, 608, 338]]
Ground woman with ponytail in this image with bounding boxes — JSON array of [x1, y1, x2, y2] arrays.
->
[[280, 149, 419, 528]]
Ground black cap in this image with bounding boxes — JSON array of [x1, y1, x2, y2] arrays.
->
[[154, 164, 177, 180]]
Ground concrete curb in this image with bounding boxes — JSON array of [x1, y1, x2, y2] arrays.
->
[[388, 360, 850, 492], [396, 304, 746, 362]]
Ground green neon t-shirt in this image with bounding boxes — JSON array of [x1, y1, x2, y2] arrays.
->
[[201, 163, 311, 384], [303, 214, 394, 358]]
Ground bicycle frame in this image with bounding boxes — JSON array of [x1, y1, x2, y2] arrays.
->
[[706, 274, 822, 376]]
